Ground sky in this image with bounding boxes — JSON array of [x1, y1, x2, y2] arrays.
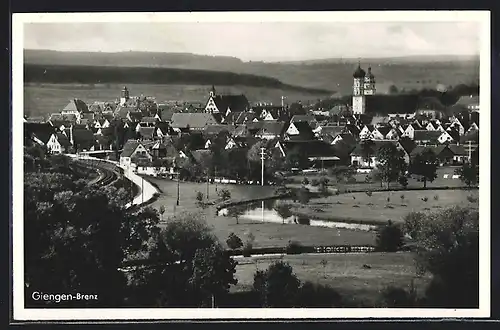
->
[[23, 21, 480, 62]]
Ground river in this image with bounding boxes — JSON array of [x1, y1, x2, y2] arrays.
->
[[217, 199, 377, 231]]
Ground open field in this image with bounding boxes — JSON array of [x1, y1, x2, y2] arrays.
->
[[291, 188, 479, 225], [233, 252, 431, 305], [147, 177, 376, 248], [24, 83, 329, 117]]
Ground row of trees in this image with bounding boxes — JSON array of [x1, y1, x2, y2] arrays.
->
[[359, 139, 478, 189]]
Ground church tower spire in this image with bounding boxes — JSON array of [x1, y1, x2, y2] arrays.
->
[[352, 62, 366, 115], [210, 85, 216, 98], [363, 65, 376, 95]]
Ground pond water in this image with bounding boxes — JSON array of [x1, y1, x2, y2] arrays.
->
[[217, 199, 377, 231]]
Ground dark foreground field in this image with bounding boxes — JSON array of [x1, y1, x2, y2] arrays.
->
[[233, 252, 431, 306]]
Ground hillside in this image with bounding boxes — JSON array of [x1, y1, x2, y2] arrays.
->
[[24, 50, 480, 96], [24, 64, 333, 95]]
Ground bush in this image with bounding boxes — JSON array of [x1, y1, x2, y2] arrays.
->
[[380, 285, 418, 307], [195, 191, 204, 202], [301, 177, 309, 185], [319, 177, 329, 185], [226, 233, 243, 250], [433, 195, 439, 201], [422, 196, 429, 202], [252, 261, 301, 307], [398, 176, 408, 188], [346, 177, 357, 184], [318, 182, 329, 195], [297, 187, 310, 205], [365, 190, 373, 197], [310, 178, 320, 186], [218, 189, 231, 201], [467, 195, 478, 203], [376, 220, 405, 252], [286, 240, 303, 254], [295, 281, 343, 307]]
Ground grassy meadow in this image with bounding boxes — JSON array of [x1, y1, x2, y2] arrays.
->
[[146, 177, 377, 248], [290, 189, 479, 225], [233, 252, 431, 305]]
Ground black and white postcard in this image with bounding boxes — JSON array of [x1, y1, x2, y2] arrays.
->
[[12, 11, 491, 321]]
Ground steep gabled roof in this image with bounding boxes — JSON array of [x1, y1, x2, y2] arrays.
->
[[413, 130, 442, 142], [138, 127, 155, 140], [72, 128, 96, 146], [286, 121, 315, 141], [448, 144, 467, 156], [121, 140, 141, 158], [410, 145, 448, 157], [460, 130, 479, 144], [62, 99, 89, 113], [203, 124, 235, 136], [128, 111, 143, 122], [256, 121, 287, 136], [25, 123, 55, 144], [212, 94, 250, 113], [55, 133, 72, 148], [334, 133, 357, 146], [376, 126, 391, 137], [291, 115, 317, 124], [171, 113, 218, 129], [350, 140, 399, 156]]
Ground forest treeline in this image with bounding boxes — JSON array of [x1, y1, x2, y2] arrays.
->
[[24, 64, 333, 95]]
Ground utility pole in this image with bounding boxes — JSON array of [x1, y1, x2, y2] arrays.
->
[[206, 170, 209, 200], [260, 147, 266, 186], [176, 171, 180, 206], [468, 140, 472, 163], [141, 177, 144, 204]]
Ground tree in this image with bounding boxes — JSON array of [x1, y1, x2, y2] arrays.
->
[[274, 203, 293, 224], [189, 245, 238, 307], [407, 207, 479, 308], [129, 213, 238, 307], [289, 102, 306, 116], [409, 149, 438, 188], [360, 139, 375, 168], [218, 189, 231, 201], [375, 144, 407, 189], [375, 220, 405, 252], [24, 170, 160, 307], [455, 162, 479, 188], [159, 205, 165, 222], [253, 261, 301, 307], [227, 204, 246, 225], [296, 187, 310, 205], [389, 85, 399, 95], [284, 147, 309, 171], [226, 233, 243, 250]]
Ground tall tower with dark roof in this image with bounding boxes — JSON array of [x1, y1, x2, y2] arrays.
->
[[120, 86, 130, 106], [352, 63, 366, 115], [363, 66, 376, 95]]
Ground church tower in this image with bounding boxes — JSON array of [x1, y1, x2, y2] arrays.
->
[[120, 86, 130, 106], [363, 66, 376, 95], [352, 63, 366, 115], [209, 85, 216, 98]]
